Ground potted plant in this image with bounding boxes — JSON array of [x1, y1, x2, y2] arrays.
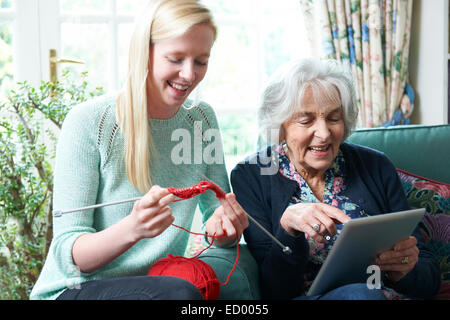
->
[[0, 70, 103, 299]]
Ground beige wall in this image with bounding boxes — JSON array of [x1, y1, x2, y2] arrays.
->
[[409, 0, 449, 125]]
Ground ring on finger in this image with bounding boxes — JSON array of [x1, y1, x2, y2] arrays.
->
[[401, 256, 409, 265], [312, 223, 321, 233]]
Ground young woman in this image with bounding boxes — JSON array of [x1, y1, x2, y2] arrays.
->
[[31, 0, 248, 300]]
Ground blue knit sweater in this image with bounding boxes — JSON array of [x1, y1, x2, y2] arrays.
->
[[230, 142, 440, 299], [30, 95, 230, 300]]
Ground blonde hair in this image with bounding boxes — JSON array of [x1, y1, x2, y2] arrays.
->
[[116, 0, 217, 194]]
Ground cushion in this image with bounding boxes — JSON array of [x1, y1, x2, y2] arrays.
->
[[347, 125, 450, 183], [397, 169, 450, 216], [396, 169, 450, 299]]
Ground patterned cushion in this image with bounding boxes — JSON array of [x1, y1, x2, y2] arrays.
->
[[185, 234, 206, 258], [396, 169, 450, 299]]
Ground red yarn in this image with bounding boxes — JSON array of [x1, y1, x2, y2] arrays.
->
[[147, 180, 239, 300], [168, 181, 226, 201]]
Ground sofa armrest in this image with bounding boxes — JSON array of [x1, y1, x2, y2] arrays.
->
[[198, 244, 260, 300]]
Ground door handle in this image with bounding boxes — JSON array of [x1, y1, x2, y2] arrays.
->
[[49, 49, 84, 83]]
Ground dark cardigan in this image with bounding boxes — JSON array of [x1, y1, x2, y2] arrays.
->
[[230, 142, 440, 299]]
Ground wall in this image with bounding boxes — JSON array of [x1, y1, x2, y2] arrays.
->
[[409, 0, 449, 125]]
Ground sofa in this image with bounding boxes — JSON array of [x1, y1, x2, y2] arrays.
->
[[347, 124, 450, 299], [346, 124, 450, 184], [191, 124, 450, 300]]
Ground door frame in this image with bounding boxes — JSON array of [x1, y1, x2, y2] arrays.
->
[[13, 0, 59, 87]]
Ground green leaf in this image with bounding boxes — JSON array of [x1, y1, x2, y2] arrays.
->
[[0, 68, 103, 299], [394, 51, 403, 72]]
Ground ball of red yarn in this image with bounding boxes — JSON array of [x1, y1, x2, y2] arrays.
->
[[148, 254, 221, 300]]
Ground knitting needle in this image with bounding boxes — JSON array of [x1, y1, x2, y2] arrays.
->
[[52, 196, 142, 217], [194, 171, 292, 255], [52, 164, 197, 217], [53, 172, 292, 255], [245, 213, 292, 254]]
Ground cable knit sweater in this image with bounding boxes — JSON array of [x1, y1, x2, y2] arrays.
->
[[30, 94, 230, 300]]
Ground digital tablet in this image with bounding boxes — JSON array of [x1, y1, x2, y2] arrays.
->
[[306, 208, 425, 296]]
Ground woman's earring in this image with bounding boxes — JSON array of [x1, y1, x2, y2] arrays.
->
[[281, 140, 289, 153]]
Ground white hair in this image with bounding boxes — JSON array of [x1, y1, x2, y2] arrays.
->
[[258, 58, 358, 144]]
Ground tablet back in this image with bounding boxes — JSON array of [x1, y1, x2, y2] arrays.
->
[[306, 208, 425, 296]]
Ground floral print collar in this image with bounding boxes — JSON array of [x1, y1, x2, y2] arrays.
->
[[275, 143, 403, 299], [275, 143, 367, 289], [276, 143, 347, 206]]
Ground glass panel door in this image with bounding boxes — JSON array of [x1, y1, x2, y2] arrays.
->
[[0, 0, 145, 95], [57, 0, 142, 92]]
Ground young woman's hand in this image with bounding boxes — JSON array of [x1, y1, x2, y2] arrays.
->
[[72, 185, 175, 273], [205, 193, 249, 246], [129, 185, 175, 241]]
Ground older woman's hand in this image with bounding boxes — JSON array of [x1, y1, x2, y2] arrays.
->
[[374, 236, 419, 282], [280, 202, 350, 243], [205, 193, 249, 246]]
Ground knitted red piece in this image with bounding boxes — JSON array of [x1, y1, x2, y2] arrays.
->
[[148, 180, 239, 300], [168, 181, 226, 201]]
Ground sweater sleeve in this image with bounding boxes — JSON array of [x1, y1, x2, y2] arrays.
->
[[231, 160, 310, 300], [51, 102, 101, 276]]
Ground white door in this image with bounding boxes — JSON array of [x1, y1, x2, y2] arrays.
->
[[1, 0, 147, 96]]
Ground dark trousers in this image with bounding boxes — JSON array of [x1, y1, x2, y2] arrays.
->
[[295, 283, 387, 300], [56, 276, 203, 300]]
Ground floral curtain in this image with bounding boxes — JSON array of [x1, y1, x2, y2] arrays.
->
[[299, 0, 414, 128]]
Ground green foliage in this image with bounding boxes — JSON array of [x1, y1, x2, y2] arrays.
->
[[0, 0, 12, 9], [0, 21, 13, 99], [264, 27, 291, 79], [218, 113, 258, 157], [0, 70, 103, 300], [350, 0, 360, 14]]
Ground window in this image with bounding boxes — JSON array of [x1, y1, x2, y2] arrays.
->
[[201, 0, 310, 171], [55, 0, 311, 172], [0, 0, 310, 171], [58, 0, 148, 91]]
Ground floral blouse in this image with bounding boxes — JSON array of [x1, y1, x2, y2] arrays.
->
[[276, 144, 403, 299]]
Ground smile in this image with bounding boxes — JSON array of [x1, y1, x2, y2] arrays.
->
[[308, 145, 330, 152], [168, 81, 189, 91]]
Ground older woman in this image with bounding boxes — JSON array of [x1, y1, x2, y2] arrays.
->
[[230, 59, 440, 300]]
